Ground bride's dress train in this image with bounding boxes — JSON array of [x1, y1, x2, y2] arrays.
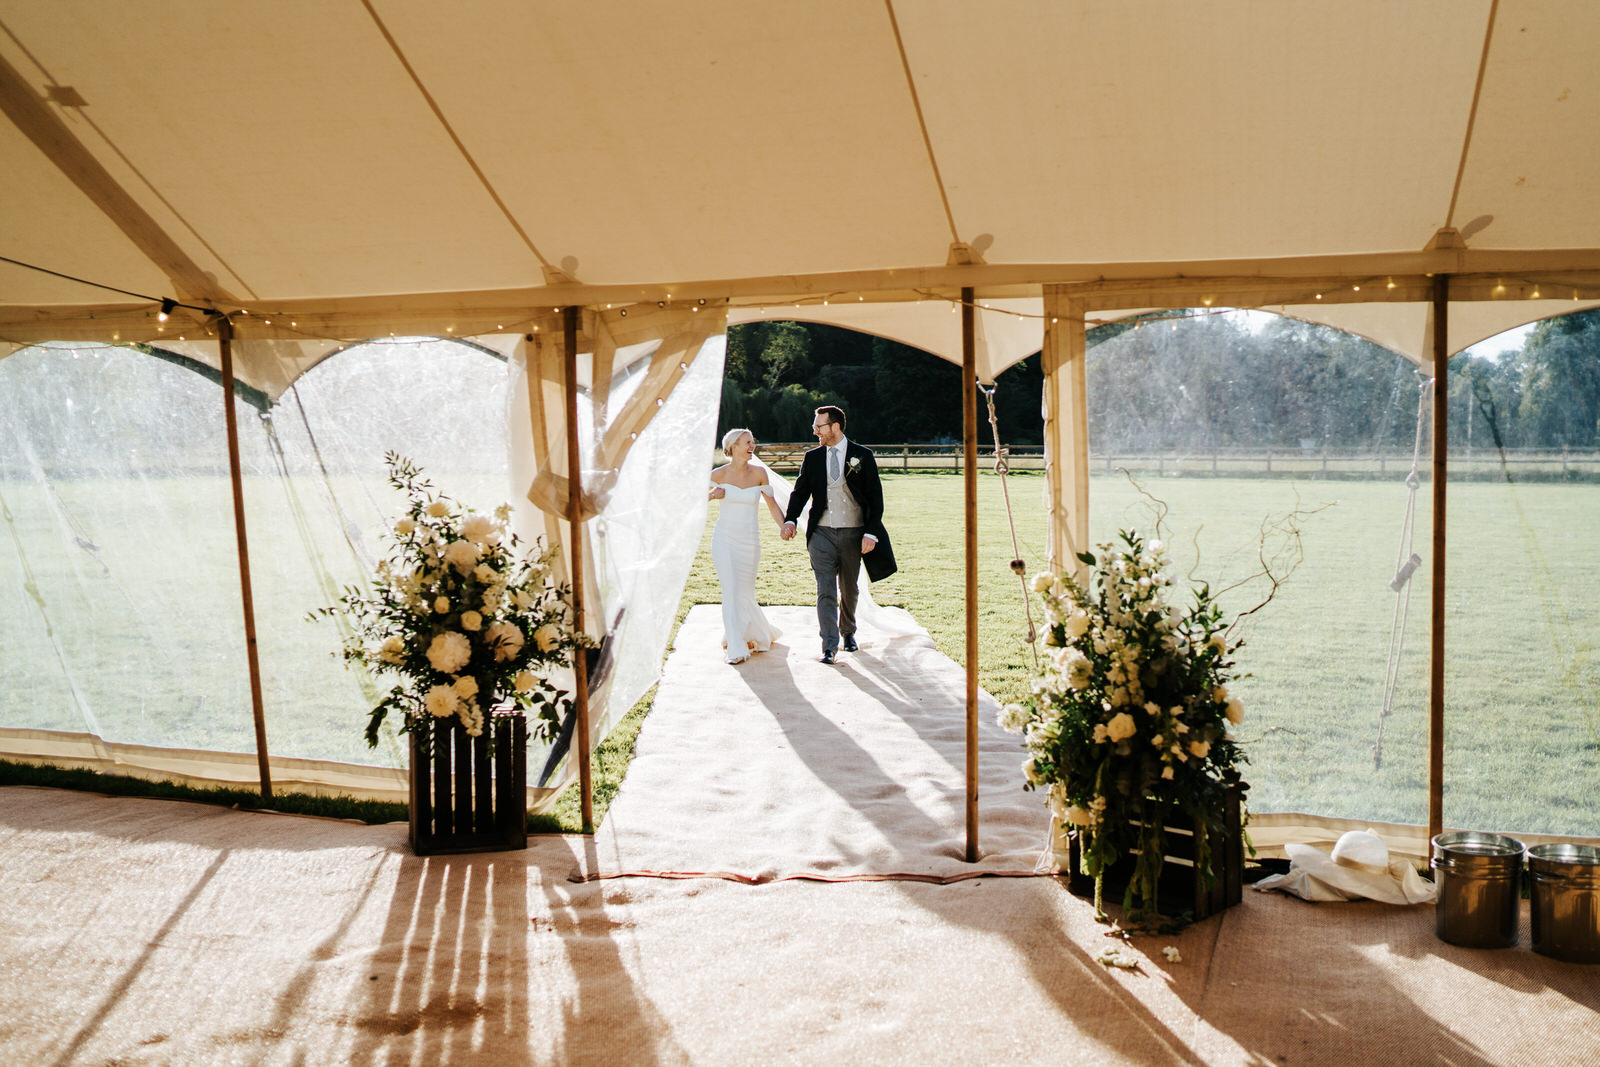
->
[[712, 483, 781, 663]]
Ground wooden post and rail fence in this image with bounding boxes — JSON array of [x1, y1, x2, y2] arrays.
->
[[746, 442, 1600, 480]]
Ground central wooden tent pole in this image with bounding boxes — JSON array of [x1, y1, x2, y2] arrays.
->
[[216, 316, 272, 798], [962, 287, 979, 862], [564, 306, 594, 834], [1428, 276, 1449, 843]]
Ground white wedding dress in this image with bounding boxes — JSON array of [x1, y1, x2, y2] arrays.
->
[[711, 482, 781, 663]]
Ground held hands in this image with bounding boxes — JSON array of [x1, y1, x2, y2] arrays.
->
[[780, 521, 796, 541]]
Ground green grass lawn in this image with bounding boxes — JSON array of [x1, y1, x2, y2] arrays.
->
[[3, 470, 1596, 837], [682, 470, 1600, 835]]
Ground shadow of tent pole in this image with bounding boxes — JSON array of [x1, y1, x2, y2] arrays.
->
[[536, 611, 620, 788]]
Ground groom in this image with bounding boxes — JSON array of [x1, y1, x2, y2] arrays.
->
[[780, 405, 896, 663]]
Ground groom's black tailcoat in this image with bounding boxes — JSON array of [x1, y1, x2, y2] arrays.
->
[[784, 440, 898, 582]]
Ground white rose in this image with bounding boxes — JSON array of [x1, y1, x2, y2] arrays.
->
[[425, 500, 451, 518], [378, 636, 406, 664], [395, 517, 416, 536], [513, 669, 538, 693], [1161, 765, 1175, 780], [1022, 757, 1045, 784], [533, 624, 561, 652], [1065, 804, 1094, 827], [444, 539, 480, 574], [452, 676, 479, 699], [1226, 697, 1245, 725], [425, 631, 472, 674], [1092, 723, 1109, 744], [474, 564, 497, 584], [434, 596, 450, 614], [486, 621, 524, 662], [460, 513, 497, 545], [1105, 712, 1136, 743], [996, 703, 1029, 734], [1144, 701, 1161, 717], [1066, 612, 1090, 639], [460, 610, 483, 632], [1032, 572, 1053, 593], [1189, 740, 1211, 759], [424, 684, 458, 718]]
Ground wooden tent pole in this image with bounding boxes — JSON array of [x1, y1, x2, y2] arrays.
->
[[962, 287, 979, 862], [216, 316, 272, 798], [1428, 276, 1449, 843], [563, 306, 594, 834]]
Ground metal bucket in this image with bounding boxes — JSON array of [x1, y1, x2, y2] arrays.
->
[[1432, 832, 1525, 948], [1529, 843, 1600, 964]]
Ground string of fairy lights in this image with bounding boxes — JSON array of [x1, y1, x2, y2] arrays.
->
[[3, 253, 1595, 353]]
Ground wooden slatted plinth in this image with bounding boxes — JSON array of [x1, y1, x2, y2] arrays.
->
[[408, 712, 527, 855], [1065, 788, 1244, 923]]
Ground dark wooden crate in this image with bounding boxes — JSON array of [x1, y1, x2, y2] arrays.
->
[[1065, 787, 1243, 921], [408, 712, 527, 855]]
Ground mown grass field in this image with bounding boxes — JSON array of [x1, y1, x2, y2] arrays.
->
[[684, 470, 1600, 836], [3, 470, 1596, 837]]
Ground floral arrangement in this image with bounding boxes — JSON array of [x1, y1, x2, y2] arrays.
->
[[999, 530, 1248, 923], [317, 454, 584, 747]]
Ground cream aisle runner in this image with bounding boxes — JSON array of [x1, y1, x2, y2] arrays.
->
[[589, 604, 1052, 883]]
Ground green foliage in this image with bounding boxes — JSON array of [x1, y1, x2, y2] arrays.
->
[[1513, 311, 1600, 448], [311, 454, 584, 747], [1088, 313, 1423, 451], [719, 321, 1042, 445], [1000, 531, 1247, 925]]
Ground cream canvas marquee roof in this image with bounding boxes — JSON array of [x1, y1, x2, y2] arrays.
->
[[3, 0, 1600, 385]]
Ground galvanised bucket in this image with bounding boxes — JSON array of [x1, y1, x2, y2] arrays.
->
[[1432, 832, 1525, 949], [1529, 843, 1600, 964]]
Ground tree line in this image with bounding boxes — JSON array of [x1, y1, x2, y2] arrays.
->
[[720, 309, 1600, 453]]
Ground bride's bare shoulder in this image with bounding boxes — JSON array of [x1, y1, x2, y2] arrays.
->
[[709, 463, 731, 482]]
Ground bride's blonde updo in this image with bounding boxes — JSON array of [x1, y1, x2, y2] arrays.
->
[[721, 428, 753, 458]]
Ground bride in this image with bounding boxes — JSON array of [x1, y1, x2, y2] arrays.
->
[[708, 428, 786, 664]]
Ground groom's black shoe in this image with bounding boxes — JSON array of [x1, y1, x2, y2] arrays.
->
[[842, 635, 859, 653], [821, 649, 837, 664]]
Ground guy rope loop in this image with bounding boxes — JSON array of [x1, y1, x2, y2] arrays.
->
[[1374, 372, 1432, 769], [979, 381, 1040, 673]]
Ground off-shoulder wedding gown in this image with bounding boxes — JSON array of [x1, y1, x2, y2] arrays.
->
[[711, 483, 781, 663]]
